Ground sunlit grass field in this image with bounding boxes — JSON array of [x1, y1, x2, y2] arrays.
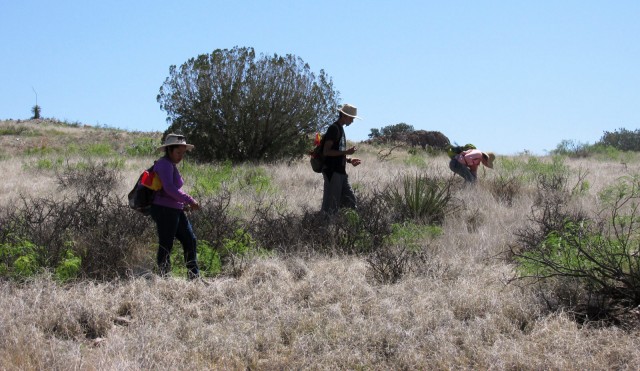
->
[[1, 119, 640, 370]]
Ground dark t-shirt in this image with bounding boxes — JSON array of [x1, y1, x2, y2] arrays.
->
[[323, 122, 346, 174]]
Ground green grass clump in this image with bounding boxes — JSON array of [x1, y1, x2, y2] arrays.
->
[[85, 143, 115, 156], [0, 125, 39, 136], [403, 152, 428, 168], [498, 155, 569, 184], [182, 160, 234, 195], [126, 138, 158, 157], [182, 161, 275, 196], [385, 222, 442, 250]]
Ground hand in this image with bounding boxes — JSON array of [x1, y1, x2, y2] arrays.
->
[[187, 202, 201, 211], [345, 146, 357, 155], [350, 158, 361, 167]]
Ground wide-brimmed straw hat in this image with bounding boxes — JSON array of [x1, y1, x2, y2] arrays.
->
[[157, 134, 194, 151], [482, 152, 495, 168], [337, 104, 362, 119]]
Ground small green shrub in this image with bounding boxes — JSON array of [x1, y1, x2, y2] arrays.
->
[[220, 228, 270, 277], [185, 161, 275, 196], [197, 240, 222, 277], [13, 254, 38, 277], [34, 158, 56, 170], [0, 238, 41, 279], [55, 250, 82, 282], [511, 175, 640, 324]]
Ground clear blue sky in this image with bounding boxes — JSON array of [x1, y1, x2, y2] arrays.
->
[[2, 0, 638, 155]]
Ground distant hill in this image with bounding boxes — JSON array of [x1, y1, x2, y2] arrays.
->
[[0, 119, 162, 156]]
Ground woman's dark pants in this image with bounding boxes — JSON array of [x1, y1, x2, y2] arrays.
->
[[449, 158, 477, 182], [150, 204, 199, 279]]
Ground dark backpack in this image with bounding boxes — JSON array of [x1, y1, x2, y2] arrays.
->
[[309, 131, 326, 173], [447, 143, 476, 159], [309, 124, 338, 173], [310, 141, 324, 173], [127, 164, 158, 216]]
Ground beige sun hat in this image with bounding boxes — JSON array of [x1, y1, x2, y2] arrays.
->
[[482, 152, 495, 168], [337, 104, 362, 119], [157, 134, 194, 151]]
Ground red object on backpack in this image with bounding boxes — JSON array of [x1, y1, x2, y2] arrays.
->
[[140, 169, 162, 191]]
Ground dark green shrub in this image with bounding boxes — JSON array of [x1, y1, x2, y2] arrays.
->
[[598, 128, 640, 152], [158, 46, 339, 163]]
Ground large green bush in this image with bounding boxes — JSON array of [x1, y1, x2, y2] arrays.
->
[[157, 46, 339, 163]]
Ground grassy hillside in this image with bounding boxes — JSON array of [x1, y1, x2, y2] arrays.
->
[[1, 119, 640, 369]]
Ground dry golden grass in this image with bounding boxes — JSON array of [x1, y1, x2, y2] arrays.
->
[[2, 260, 639, 370], [2, 120, 640, 369]]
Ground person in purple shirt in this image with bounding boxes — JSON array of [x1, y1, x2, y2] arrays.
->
[[150, 134, 201, 279]]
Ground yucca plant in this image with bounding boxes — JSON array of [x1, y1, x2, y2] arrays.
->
[[31, 104, 41, 119], [384, 173, 456, 224]]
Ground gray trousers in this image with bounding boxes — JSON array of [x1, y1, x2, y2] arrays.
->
[[321, 171, 357, 214], [449, 158, 477, 182]]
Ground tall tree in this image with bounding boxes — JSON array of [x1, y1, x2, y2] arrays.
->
[[157, 46, 340, 162]]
